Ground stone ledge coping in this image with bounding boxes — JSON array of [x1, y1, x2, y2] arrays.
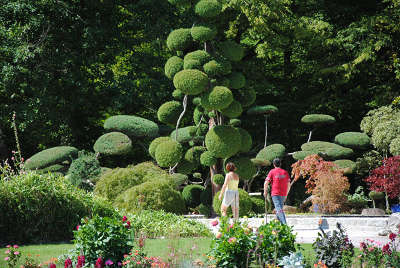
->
[[184, 214, 389, 219]]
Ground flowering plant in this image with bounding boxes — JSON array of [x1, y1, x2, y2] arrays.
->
[[4, 244, 21, 268], [359, 239, 384, 267]]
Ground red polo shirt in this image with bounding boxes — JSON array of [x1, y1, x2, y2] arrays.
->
[[265, 167, 290, 196]]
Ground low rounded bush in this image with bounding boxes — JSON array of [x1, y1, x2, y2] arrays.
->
[[171, 173, 188, 187], [247, 105, 278, 115], [212, 174, 225, 185], [93, 132, 132, 156], [256, 144, 286, 162], [173, 69, 209, 95], [196, 123, 209, 136], [251, 196, 265, 214], [237, 128, 252, 153], [234, 88, 256, 108], [0, 172, 115, 243], [191, 23, 217, 42], [170, 126, 197, 143], [184, 146, 206, 167], [183, 59, 202, 70], [301, 114, 336, 125], [36, 163, 69, 174], [334, 132, 371, 150], [149, 136, 171, 159], [219, 40, 244, 62], [213, 189, 253, 216], [114, 179, 186, 214], [368, 191, 385, 200], [104, 115, 159, 138], [166, 28, 192, 52], [157, 101, 182, 125], [205, 125, 241, 158], [333, 159, 356, 175], [155, 139, 183, 167], [203, 60, 229, 77], [320, 147, 354, 161], [165, 56, 184, 79], [292, 150, 319, 161], [184, 50, 211, 65], [220, 100, 243, 118], [201, 86, 233, 110], [172, 89, 184, 100], [390, 137, 400, 156], [25, 146, 78, 170], [225, 157, 257, 180], [194, 0, 222, 18], [200, 186, 212, 206], [228, 72, 246, 89], [301, 141, 342, 151], [67, 151, 101, 189], [182, 184, 205, 208], [200, 151, 217, 166], [251, 158, 271, 167]]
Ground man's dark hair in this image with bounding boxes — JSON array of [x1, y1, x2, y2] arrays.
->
[[273, 158, 281, 167]]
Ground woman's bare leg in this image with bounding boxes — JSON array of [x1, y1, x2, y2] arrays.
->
[[221, 204, 228, 217]]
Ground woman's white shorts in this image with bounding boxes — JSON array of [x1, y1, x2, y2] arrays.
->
[[222, 190, 239, 208]]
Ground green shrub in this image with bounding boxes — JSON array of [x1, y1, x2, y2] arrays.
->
[[166, 28, 192, 51], [0, 172, 115, 243], [155, 139, 183, 167], [104, 115, 159, 138], [251, 158, 271, 167], [390, 137, 400, 156], [368, 191, 385, 200], [213, 189, 253, 216], [183, 59, 202, 70], [170, 126, 197, 143], [182, 184, 205, 208], [191, 23, 217, 42], [256, 144, 286, 162], [128, 210, 211, 238], [292, 150, 319, 161], [194, 0, 222, 18], [251, 196, 265, 214], [176, 159, 196, 174], [36, 163, 69, 174], [333, 159, 356, 175], [149, 137, 171, 159], [301, 114, 336, 125], [220, 100, 243, 118], [201, 86, 233, 110], [196, 123, 209, 136], [193, 97, 202, 106], [205, 125, 241, 158], [171, 172, 188, 187], [219, 40, 244, 62], [157, 101, 182, 126], [334, 132, 371, 150], [212, 174, 225, 185], [165, 56, 184, 79], [73, 215, 133, 265], [168, 0, 190, 5], [173, 69, 209, 95], [67, 151, 101, 189], [203, 60, 230, 77], [320, 147, 354, 161], [247, 105, 278, 115], [225, 157, 256, 180], [200, 151, 217, 166], [234, 88, 256, 107], [229, 119, 241, 127], [301, 141, 341, 151], [197, 203, 211, 217], [200, 185, 212, 206], [184, 146, 206, 167], [114, 179, 186, 214], [228, 72, 246, 89], [24, 146, 78, 170], [184, 50, 211, 65], [93, 132, 132, 155], [237, 128, 252, 153], [172, 89, 184, 100]]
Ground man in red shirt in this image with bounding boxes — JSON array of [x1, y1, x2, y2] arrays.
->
[[264, 158, 290, 224]]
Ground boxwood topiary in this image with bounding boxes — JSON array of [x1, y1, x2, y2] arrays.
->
[[251, 158, 271, 167], [184, 59, 202, 70], [171, 172, 188, 188], [196, 123, 208, 136], [167, 28, 192, 52], [173, 69, 209, 95], [67, 151, 101, 188], [333, 159, 356, 175], [104, 115, 159, 138], [170, 126, 197, 143], [184, 50, 211, 65], [182, 184, 205, 208], [234, 88, 256, 108], [319, 147, 353, 161], [194, 0, 222, 18], [213, 189, 253, 216], [157, 101, 183, 126], [228, 72, 246, 89], [301, 114, 336, 125], [25, 146, 78, 170], [185, 146, 206, 167], [200, 151, 217, 166], [172, 89, 184, 100], [201, 86, 233, 110], [113, 179, 186, 214], [251, 196, 265, 214], [220, 100, 243, 118], [155, 139, 183, 167], [203, 60, 227, 77], [149, 137, 171, 159], [229, 119, 241, 127], [165, 56, 184, 79], [219, 40, 244, 62], [225, 157, 256, 180], [212, 174, 225, 185], [94, 132, 132, 156], [205, 125, 241, 158], [256, 144, 286, 162], [237, 128, 252, 153], [200, 185, 212, 206], [191, 23, 217, 43], [334, 132, 371, 150], [176, 159, 196, 174], [36, 164, 69, 175], [247, 105, 278, 115], [292, 150, 319, 161], [301, 141, 342, 151]]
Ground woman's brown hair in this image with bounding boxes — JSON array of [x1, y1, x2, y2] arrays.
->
[[226, 162, 236, 172]]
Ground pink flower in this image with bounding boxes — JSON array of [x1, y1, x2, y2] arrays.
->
[[14, 251, 19, 255], [76, 225, 80, 231], [77, 255, 85, 267], [49, 263, 56, 268], [4, 257, 9, 261], [228, 237, 237, 244], [360, 242, 366, 250], [95, 257, 104, 268], [216, 232, 222, 239], [6, 245, 11, 248], [126, 221, 131, 228], [210, 219, 219, 226], [122, 216, 127, 222], [229, 224, 234, 229], [21, 157, 24, 162], [11, 157, 15, 161], [382, 243, 391, 255], [64, 258, 72, 268], [105, 259, 113, 266], [5, 250, 10, 254], [13, 245, 18, 249], [389, 232, 397, 241]]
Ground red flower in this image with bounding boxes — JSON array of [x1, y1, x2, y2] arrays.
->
[[122, 216, 127, 222], [95, 257, 104, 268], [126, 221, 131, 228], [360, 242, 366, 250], [77, 255, 85, 268], [76, 225, 80, 231], [64, 258, 72, 268], [389, 232, 397, 241], [382, 243, 391, 255], [49, 263, 56, 268]]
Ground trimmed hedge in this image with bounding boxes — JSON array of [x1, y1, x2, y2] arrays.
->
[[36, 164, 69, 175], [67, 151, 101, 188], [172, 89, 184, 100], [149, 137, 171, 159], [182, 184, 205, 208], [251, 196, 265, 214], [184, 146, 206, 167], [201, 86, 233, 110], [191, 23, 217, 43], [200, 151, 217, 166], [205, 125, 241, 158], [301, 141, 342, 151], [165, 56, 184, 80], [170, 126, 197, 143], [219, 40, 244, 62], [0, 172, 115, 243], [166, 28, 192, 52], [229, 119, 241, 127], [225, 157, 256, 180], [256, 144, 286, 162], [25, 146, 78, 170], [334, 132, 371, 150], [247, 105, 278, 115], [93, 132, 132, 155], [183, 59, 202, 70], [301, 114, 335, 125], [184, 50, 211, 65], [251, 158, 271, 167], [203, 60, 230, 77], [176, 159, 196, 174], [157, 101, 182, 125], [173, 69, 209, 95], [292, 150, 319, 161], [104, 115, 159, 138], [300, 141, 353, 160], [155, 139, 183, 167], [194, 0, 222, 18], [114, 179, 186, 214], [333, 159, 356, 175], [237, 128, 252, 153], [228, 72, 246, 89], [220, 100, 243, 118], [213, 189, 252, 217], [212, 174, 225, 185]]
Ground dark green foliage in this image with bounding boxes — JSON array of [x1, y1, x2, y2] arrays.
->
[[93, 132, 132, 155], [234, 88, 256, 108], [251, 196, 265, 214], [194, 0, 222, 18], [200, 185, 212, 206], [184, 50, 211, 65], [208, 111, 217, 118], [212, 174, 225, 185], [193, 97, 202, 106], [197, 203, 211, 217], [333, 159, 356, 175], [155, 139, 183, 167], [334, 132, 371, 150], [185, 146, 206, 167], [184, 59, 202, 70], [193, 107, 204, 125], [220, 100, 243, 118], [219, 40, 244, 62], [301, 114, 336, 125], [228, 72, 246, 89], [355, 150, 383, 177], [205, 125, 241, 158], [182, 184, 205, 208], [149, 136, 171, 159], [229, 119, 241, 127], [165, 56, 184, 80], [73, 215, 133, 265], [203, 59, 231, 76], [313, 223, 355, 268], [114, 179, 186, 214], [237, 128, 253, 153], [166, 28, 192, 52], [247, 105, 278, 115], [368, 191, 385, 200], [172, 89, 184, 100], [167, 0, 190, 5], [170, 126, 197, 143], [0, 172, 115, 243], [196, 123, 209, 136], [225, 157, 257, 180], [25, 146, 78, 170], [104, 115, 159, 138], [292, 150, 319, 161], [176, 159, 196, 174], [191, 23, 217, 42], [300, 142, 353, 160], [36, 164, 69, 174], [213, 189, 252, 216], [256, 144, 286, 162], [200, 151, 217, 166], [173, 69, 209, 95], [67, 151, 101, 189], [157, 101, 182, 125], [201, 86, 233, 110]]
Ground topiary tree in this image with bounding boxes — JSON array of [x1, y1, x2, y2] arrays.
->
[[334, 132, 371, 150], [104, 115, 159, 139], [67, 151, 101, 190], [247, 105, 278, 147], [301, 114, 336, 143], [256, 144, 286, 162], [182, 184, 205, 208], [25, 146, 78, 170], [93, 132, 133, 156]]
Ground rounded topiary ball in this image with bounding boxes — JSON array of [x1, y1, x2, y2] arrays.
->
[[292, 150, 319, 161], [182, 184, 205, 208], [247, 105, 278, 116], [256, 144, 286, 162], [319, 147, 354, 161], [301, 114, 336, 125], [368, 191, 385, 200], [94, 132, 132, 156], [301, 141, 342, 151], [219, 40, 244, 62], [203, 60, 228, 77], [172, 89, 184, 100], [212, 174, 225, 185], [334, 132, 371, 150], [170, 126, 197, 143], [234, 88, 256, 108], [193, 107, 204, 125], [196, 124, 209, 136], [225, 157, 256, 180], [166, 28, 192, 52], [194, 0, 222, 18], [333, 159, 356, 175], [184, 146, 206, 167], [171, 173, 188, 188], [157, 101, 182, 126], [191, 23, 217, 43], [149, 137, 171, 159], [155, 140, 183, 167], [104, 115, 159, 138], [184, 50, 211, 65], [237, 128, 252, 153], [213, 189, 252, 217], [200, 151, 217, 166], [176, 159, 196, 174], [251, 196, 265, 214], [251, 158, 271, 167], [228, 72, 246, 89], [229, 119, 241, 127], [173, 69, 209, 95], [220, 100, 243, 118], [24, 146, 79, 170], [183, 59, 202, 70], [165, 56, 184, 80], [205, 125, 241, 158], [201, 86, 233, 110]]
